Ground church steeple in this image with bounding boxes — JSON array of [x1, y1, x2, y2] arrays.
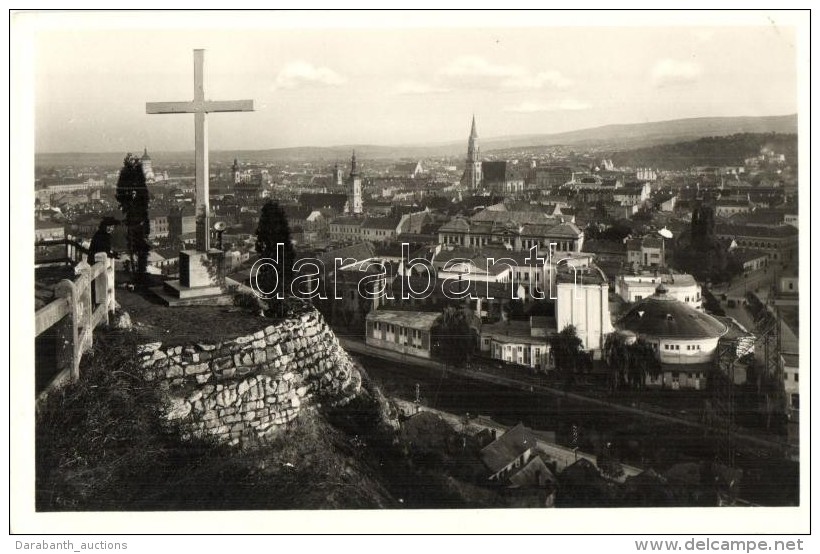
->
[[232, 157, 241, 184], [140, 147, 154, 183], [348, 150, 362, 215], [461, 115, 482, 189]]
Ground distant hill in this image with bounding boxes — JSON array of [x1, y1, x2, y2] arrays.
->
[[483, 114, 797, 153], [609, 132, 798, 170], [36, 114, 797, 168]]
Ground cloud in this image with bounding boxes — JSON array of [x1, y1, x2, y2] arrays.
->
[[440, 56, 521, 78], [440, 56, 571, 90], [503, 99, 591, 113], [271, 61, 345, 90], [502, 70, 572, 90], [394, 80, 450, 95], [651, 59, 703, 86]]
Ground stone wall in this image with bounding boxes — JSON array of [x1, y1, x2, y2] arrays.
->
[[138, 310, 362, 446]]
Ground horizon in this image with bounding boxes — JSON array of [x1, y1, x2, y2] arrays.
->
[[20, 12, 800, 155], [32, 112, 799, 156]]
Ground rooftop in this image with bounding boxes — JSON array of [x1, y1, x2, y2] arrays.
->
[[365, 310, 440, 331], [479, 423, 538, 475], [617, 285, 727, 340]]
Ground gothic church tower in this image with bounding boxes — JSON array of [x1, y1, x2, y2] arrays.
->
[[460, 115, 482, 189]]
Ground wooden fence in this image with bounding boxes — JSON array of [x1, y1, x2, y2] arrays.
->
[[35, 252, 116, 405], [35, 234, 88, 267]]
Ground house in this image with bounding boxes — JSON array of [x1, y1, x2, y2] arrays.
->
[[730, 248, 769, 273], [365, 310, 440, 359], [507, 455, 557, 490], [626, 236, 665, 269], [148, 209, 169, 240], [613, 182, 651, 206], [479, 423, 539, 482], [328, 216, 363, 243], [479, 317, 554, 371], [654, 193, 677, 212], [360, 216, 401, 243]]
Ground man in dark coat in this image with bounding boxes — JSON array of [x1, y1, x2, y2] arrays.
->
[[87, 217, 121, 264]]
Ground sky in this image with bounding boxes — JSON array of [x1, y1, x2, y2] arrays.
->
[[17, 10, 804, 153]]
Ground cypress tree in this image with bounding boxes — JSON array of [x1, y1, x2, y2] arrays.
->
[[255, 201, 296, 312], [115, 153, 151, 282]]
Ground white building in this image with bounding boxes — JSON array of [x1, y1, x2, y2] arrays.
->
[[365, 310, 440, 360], [616, 272, 702, 310], [616, 284, 729, 389], [555, 272, 613, 355]]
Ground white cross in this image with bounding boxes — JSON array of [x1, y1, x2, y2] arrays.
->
[[146, 49, 254, 251]]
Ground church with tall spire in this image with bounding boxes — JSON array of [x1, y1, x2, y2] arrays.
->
[[347, 150, 363, 215], [460, 115, 482, 189]]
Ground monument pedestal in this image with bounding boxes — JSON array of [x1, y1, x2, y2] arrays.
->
[[153, 249, 234, 306]]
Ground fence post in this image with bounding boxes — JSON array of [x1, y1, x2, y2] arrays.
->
[[55, 279, 80, 382], [107, 254, 116, 315], [94, 253, 110, 325], [66, 234, 76, 264], [79, 266, 93, 352]]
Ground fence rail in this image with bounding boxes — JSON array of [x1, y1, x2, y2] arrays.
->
[[35, 235, 89, 267], [35, 252, 116, 406]]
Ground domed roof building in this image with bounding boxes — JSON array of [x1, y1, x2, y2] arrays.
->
[[616, 284, 728, 388]]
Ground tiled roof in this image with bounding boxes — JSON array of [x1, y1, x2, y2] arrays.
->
[[366, 310, 440, 330], [361, 216, 401, 230], [715, 224, 798, 238], [508, 456, 556, 488], [480, 423, 538, 475]]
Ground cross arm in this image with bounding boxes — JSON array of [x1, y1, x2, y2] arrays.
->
[[146, 100, 254, 114], [146, 102, 197, 114], [203, 100, 254, 113]]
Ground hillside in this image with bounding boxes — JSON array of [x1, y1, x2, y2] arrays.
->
[[609, 132, 798, 170], [35, 114, 797, 167]]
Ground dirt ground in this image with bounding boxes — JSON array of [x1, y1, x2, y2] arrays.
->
[[115, 284, 272, 346]]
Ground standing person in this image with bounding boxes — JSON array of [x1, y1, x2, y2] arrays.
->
[[87, 217, 120, 264]]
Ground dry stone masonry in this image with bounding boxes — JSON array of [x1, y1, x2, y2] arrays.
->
[[139, 310, 362, 446]]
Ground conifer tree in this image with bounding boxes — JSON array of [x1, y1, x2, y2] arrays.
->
[[115, 153, 151, 282], [255, 201, 296, 313]]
